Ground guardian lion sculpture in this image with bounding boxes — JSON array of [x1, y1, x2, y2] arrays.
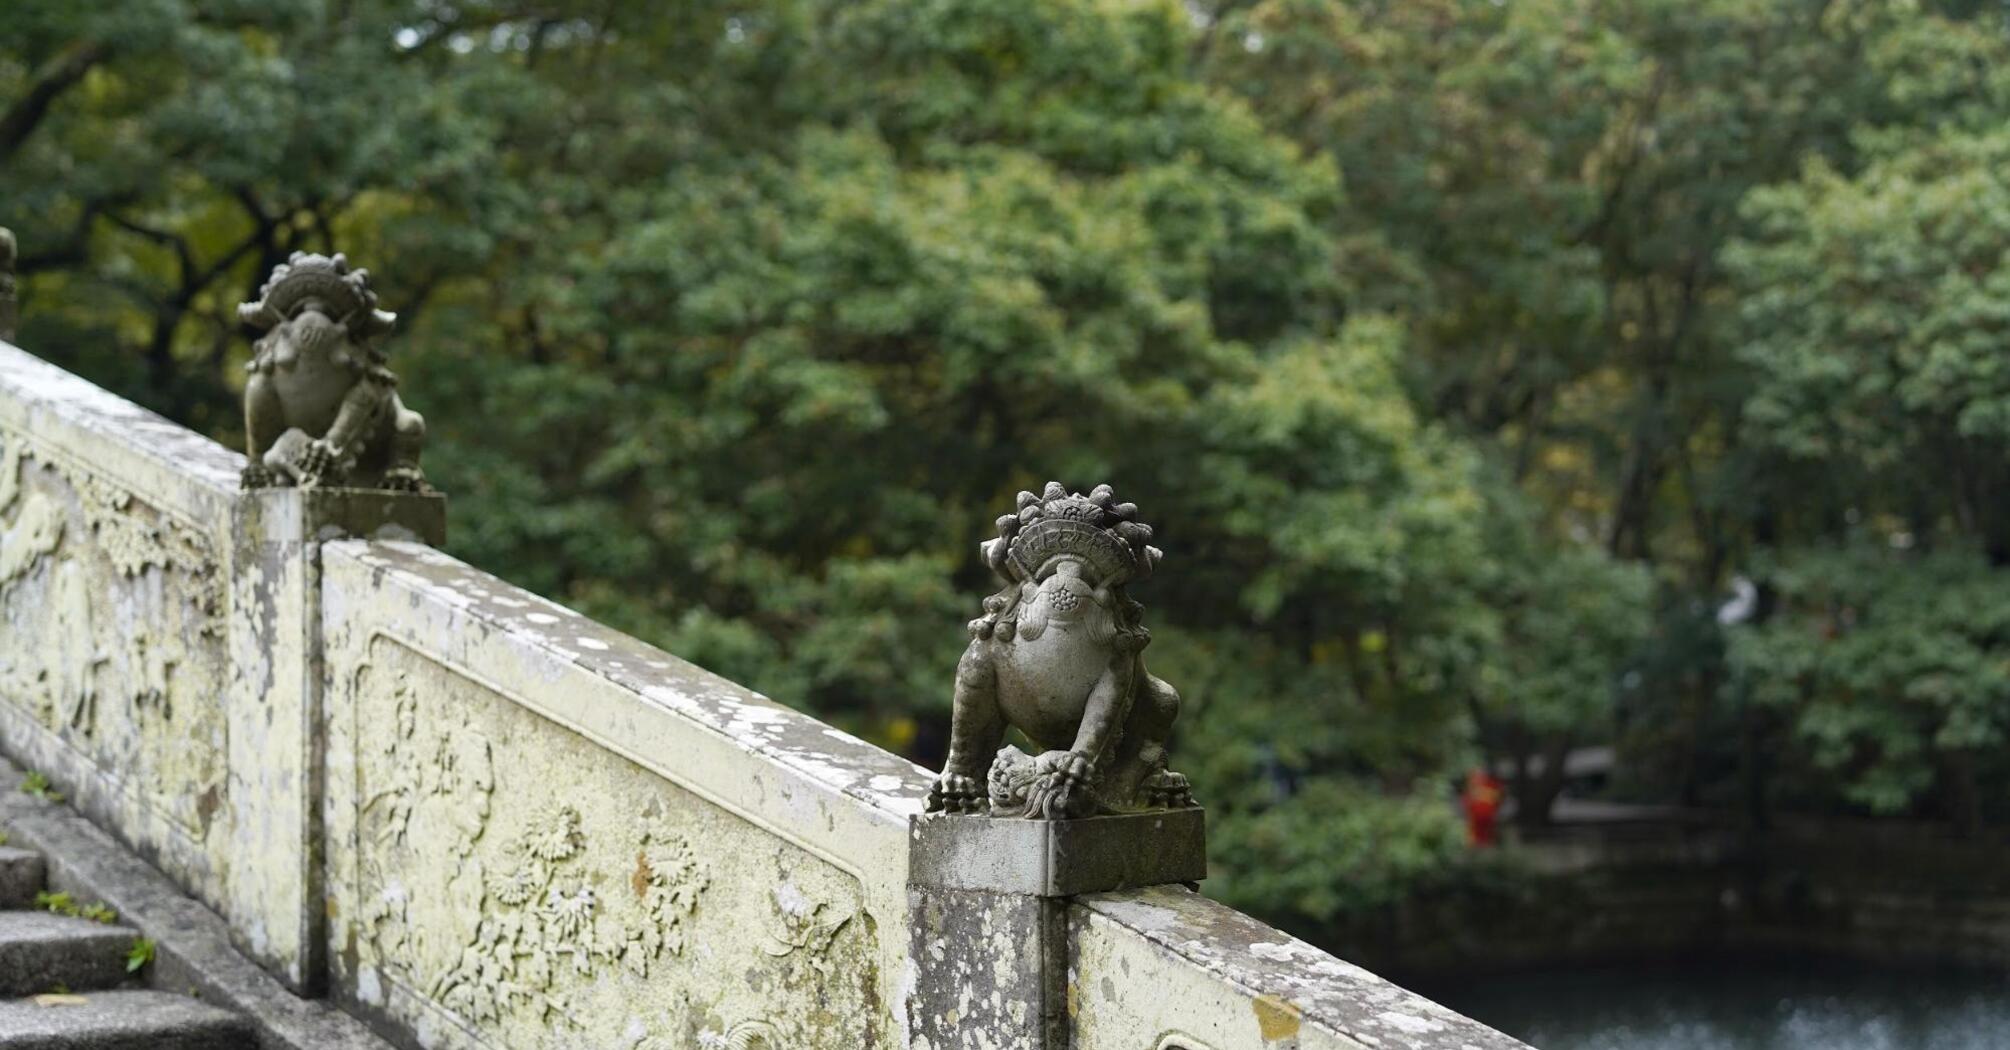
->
[[927, 482, 1193, 819], [237, 252, 428, 492]]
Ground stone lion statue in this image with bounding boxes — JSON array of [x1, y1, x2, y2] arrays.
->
[[237, 252, 428, 492], [927, 482, 1193, 819]]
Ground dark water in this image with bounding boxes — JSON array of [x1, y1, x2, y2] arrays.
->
[[1439, 961, 2010, 1050]]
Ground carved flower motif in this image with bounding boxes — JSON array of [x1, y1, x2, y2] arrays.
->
[[489, 861, 541, 906], [641, 833, 706, 954], [523, 804, 584, 861], [540, 884, 596, 943], [644, 845, 701, 922]]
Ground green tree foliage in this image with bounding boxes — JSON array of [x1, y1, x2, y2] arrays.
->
[[0, 0, 1520, 921], [1197, 0, 2010, 832], [1733, 126, 2010, 560], [1728, 545, 2010, 833], [2, 1, 520, 433], [1474, 530, 1653, 828], [1724, 110, 2010, 829], [1197, 0, 1888, 560], [14, 0, 2010, 936]]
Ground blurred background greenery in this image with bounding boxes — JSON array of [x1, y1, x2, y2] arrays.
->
[[6, 0, 2010, 962]]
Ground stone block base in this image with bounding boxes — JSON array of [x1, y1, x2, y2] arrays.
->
[[910, 807, 1206, 897], [237, 486, 445, 546]]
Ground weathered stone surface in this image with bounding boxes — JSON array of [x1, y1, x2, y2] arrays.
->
[[0, 343, 422, 991], [0, 847, 46, 908], [0, 912, 138, 997], [236, 487, 445, 547], [0, 990, 256, 1050], [931, 482, 1192, 820], [221, 482, 441, 991], [911, 809, 1205, 896], [0, 344, 242, 499], [1071, 886, 1531, 1050], [906, 887, 1064, 1050], [0, 756, 393, 1050], [321, 541, 919, 1048], [0, 345, 238, 975]]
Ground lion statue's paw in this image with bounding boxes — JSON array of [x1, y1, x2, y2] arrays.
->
[[926, 772, 987, 814], [1144, 769, 1193, 809], [382, 466, 430, 493], [240, 463, 281, 490]]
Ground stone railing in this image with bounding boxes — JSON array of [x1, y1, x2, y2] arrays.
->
[[0, 339, 1527, 1049]]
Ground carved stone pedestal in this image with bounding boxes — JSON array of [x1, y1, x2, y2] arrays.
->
[[235, 487, 446, 547], [906, 809, 1206, 1050], [224, 485, 444, 991], [911, 807, 1205, 896]]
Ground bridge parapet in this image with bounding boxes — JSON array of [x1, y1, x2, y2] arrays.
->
[[318, 537, 920, 1046], [0, 340, 261, 971], [0, 338, 1529, 1049]]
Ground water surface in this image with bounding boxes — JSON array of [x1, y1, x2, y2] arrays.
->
[[1441, 960, 2010, 1050]]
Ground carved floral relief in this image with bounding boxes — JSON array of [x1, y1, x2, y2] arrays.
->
[[0, 428, 227, 836], [348, 642, 884, 1048]]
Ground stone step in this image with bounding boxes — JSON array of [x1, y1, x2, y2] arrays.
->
[[0, 989, 257, 1049], [0, 848, 44, 908], [0, 912, 138, 997]]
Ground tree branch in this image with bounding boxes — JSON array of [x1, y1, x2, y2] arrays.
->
[[103, 211, 197, 287], [0, 40, 113, 163], [17, 195, 133, 274]]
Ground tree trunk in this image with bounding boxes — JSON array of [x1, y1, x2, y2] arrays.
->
[[1514, 732, 1573, 829], [1941, 749, 1983, 839]]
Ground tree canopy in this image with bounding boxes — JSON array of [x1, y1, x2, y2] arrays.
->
[[8, 0, 2010, 934]]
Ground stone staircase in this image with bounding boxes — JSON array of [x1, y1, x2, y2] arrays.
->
[[0, 752, 392, 1050], [0, 841, 255, 1049]]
